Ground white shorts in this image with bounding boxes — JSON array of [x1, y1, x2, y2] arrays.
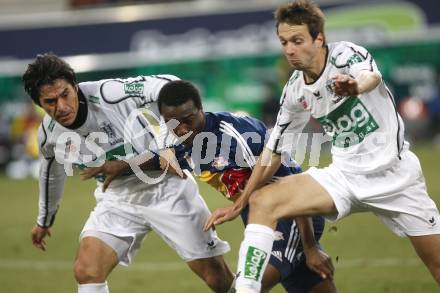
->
[[80, 175, 230, 266], [306, 148, 440, 237]]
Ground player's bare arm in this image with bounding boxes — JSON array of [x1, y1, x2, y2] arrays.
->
[[158, 148, 186, 179], [80, 160, 131, 191], [296, 217, 334, 280], [81, 148, 186, 191], [203, 148, 281, 231], [332, 70, 380, 96]]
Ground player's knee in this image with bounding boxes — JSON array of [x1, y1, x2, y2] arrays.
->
[[433, 273, 440, 285], [421, 258, 440, 284], [415, 241, 440, 285], [310, 279, 338, 293], [205, 274, 230, 293], [201, 262, 233, 293], [429, 265, 440, 285], [73, 259, 106, 284]]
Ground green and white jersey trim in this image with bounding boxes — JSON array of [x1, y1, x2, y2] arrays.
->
[[36, 75, 179, 227], [267, 41, 405, 174]]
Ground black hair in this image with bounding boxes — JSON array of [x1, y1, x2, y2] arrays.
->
[[158, 80, 202, 112], [22, 53, 77, 105]]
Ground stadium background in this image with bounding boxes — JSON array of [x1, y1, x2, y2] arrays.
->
[[0, 0, 439, 292]]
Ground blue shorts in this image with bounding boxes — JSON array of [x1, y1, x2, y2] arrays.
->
[[241, 207, 325, 292]]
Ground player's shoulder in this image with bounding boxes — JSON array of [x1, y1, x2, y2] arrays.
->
[[211, 111, 266, 134], [80, 75, 179, 105], [81, 77, 144, 105], [38, 115, 58, 150], [40, 115, 57, 133], [329, 41, 370, 66], [280, 70, 303, 107], [286, 70, 302, 87], [329, 41, 367, 53]]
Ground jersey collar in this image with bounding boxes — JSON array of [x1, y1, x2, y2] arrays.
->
[[65, 88, 88, 130]]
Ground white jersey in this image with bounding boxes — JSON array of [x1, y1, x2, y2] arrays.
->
[[267, 41, 406, 174], [37, 75, 178, 227]]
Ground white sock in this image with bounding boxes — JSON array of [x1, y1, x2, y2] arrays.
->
[[78, 282, 109, 293], [235, 224, 275, 293]]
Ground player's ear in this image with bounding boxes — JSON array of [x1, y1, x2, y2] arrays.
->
[[314, 32, 325, 48]]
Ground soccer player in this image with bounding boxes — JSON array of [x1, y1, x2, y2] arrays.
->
[[203, 1, 440, 292], [157, 80, 337, 292], [23, 54, 233, 293]]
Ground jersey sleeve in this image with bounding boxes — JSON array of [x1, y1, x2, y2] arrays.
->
[[36, 124, 67, 228], [99, 75, 180, 109], [143, 75, 180, 103], [98, 75, 180, 151], [334, 42, 382, 79], [266, 84, 310, 154]]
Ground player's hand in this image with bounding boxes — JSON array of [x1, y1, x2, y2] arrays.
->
[[31, 225, 51, 251], [331, 74, 359, 97], [203, 204, 243, 231], [303, 246, 334, 280], [80, 160, 129, 192], [159, 148, 186, 179]]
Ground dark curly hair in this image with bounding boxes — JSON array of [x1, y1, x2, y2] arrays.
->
[[22, 53, 77, 105], [158, 80, 202, 112]]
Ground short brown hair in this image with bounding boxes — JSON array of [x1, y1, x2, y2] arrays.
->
[[275, 0, 325, 41]]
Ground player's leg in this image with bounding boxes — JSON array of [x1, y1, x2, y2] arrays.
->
[[401, 150, 440, 284], [360, 149, 440, 285], [74, 236, 119, 292], [75, 201, 150, 293], [261, 264, 281, 293], [235, 173, 341, 293], [187, 256, 234, 293], [248, 173, 337, 227], [146, 176, 232, 292], [239, 205, 281, 293], [409, 234, 440, 284], [272, 216, 337, 293], [260, 246, 338, 293], [260, 263, 338, 293], [309, 279, 338, 293]]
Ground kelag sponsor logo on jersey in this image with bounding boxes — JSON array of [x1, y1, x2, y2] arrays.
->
[[347, 53, 364, 65], [317, 97, 379, 148], [124, 83, 144, 95], [88, 95, 100, 104], [244, 246, 267, 281]]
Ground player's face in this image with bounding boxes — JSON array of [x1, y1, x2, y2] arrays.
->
[[38, 79, 79, 127], [160, 100, 204, 147], [277, 23, 324, 71]]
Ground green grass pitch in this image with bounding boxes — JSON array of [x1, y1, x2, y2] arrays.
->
[[1, 144, 439, 292]]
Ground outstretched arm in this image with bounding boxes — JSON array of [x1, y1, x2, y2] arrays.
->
[[332, 70, 380, 96], [233, 147, 281, 210], [203, 148, 281, 231], [332, 44, 382, 97], [80, 148, 186, 191], [80, 151, 158, 191], [204, 81, 310, 231]]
